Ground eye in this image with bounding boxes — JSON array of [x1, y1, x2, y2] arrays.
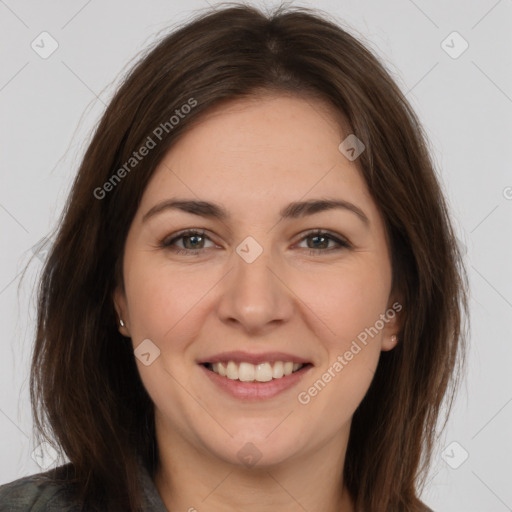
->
[[160, 228, 351, 257], [296, 230, 351, 255], [160, 229, 216, 256]]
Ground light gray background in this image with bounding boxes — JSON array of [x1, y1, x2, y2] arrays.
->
[[1, 0, 511, 510]]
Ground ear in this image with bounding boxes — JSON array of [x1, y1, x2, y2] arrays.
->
[[113, 284, 131, 337], [380, 298, 403, 352]]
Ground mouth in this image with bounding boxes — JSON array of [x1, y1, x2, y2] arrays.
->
[[198, 351, 313, 400], [201, 361, 312, 382]]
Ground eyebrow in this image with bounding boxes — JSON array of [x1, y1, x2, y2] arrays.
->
[[142, 197, 369, 226]]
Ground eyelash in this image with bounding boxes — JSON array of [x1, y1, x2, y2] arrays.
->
[[159, 229, 351, 257]]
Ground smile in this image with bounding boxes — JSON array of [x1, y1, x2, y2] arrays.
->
[[204, 361, 306, 382], [200, 360, 313, 400]]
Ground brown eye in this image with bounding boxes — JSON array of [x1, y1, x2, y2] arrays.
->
[[297, 230, 350, 255], [161, 229, 215, 255]]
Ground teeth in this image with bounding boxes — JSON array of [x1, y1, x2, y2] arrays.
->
[[210, 361, 305, 382], [226, 361, 238, 380], [272, 361, 284, 379], [217, 362, 227, 377], [239, 362, 255, 382]]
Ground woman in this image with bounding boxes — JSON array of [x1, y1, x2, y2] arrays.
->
[[0, 3, 468, 511]]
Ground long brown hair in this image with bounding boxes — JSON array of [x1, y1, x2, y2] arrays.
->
[[28, 3, 468, 511]]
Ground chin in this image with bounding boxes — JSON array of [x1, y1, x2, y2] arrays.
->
[[202, 430, 305, 469]]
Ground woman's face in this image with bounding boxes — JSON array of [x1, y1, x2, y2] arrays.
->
[[114, 94, 399, 468]]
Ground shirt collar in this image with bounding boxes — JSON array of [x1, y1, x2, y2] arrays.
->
[[135, 457, 169, 512]]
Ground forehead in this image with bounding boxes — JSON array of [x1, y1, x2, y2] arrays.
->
[[139, 94, 375, 219]]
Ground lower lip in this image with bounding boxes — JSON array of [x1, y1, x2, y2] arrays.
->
[[200, 364, 313, 400]]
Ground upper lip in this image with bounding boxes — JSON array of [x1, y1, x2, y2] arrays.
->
[[198, 351, 312, 365]]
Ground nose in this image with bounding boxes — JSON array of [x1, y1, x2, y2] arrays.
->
[[216, 242, 294, 335]]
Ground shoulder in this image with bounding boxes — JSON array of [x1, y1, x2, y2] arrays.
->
[[0, 464, 81, 512]]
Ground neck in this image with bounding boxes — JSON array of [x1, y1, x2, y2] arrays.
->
[[153, 416, 355, 512]]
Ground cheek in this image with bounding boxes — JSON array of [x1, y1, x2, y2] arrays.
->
[[123, 260, 215, 429], [296, 258, 391, 345], [293, 262, 390, 421], [124, 257, 218, 343]]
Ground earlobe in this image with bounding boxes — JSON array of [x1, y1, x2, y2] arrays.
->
[[113, 286, 130, 337], [117, 317, 130, 337], [382, 333, 398, 352], [380, 299, 403, 352], [116, 314, 131, 338]]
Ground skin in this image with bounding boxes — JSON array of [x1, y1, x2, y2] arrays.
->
[[114, 94, 400, 512]]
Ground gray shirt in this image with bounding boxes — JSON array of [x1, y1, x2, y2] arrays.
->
[[0, 460, 168, 511], [0, 463, 436, 511]]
